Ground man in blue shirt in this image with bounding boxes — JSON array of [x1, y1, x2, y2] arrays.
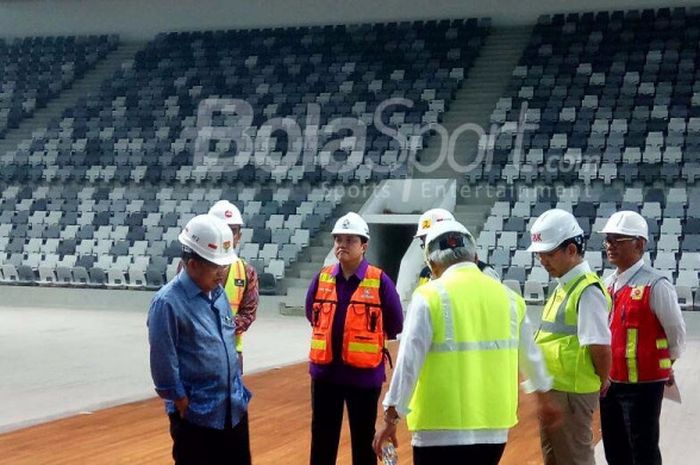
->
[[148, 214, 252, 465]]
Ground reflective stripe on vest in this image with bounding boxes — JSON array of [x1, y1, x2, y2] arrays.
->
[[430, 279, 519, 353], [224, 259, 247, 352], [309, 264, 385, 368], [535, 271, 611, 393], [626, 328, 639, 382], [609, 264, 672, 383], [538, 274, 588, 336], [407, 265, 524, 431]]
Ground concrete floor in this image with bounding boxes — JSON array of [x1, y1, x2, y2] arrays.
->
[[594, 311, 700, 465], [0, 284, 698, 465], [0, 285, 310, 433]]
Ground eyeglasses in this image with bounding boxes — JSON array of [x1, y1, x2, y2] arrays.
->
[[603, 236, 638, 247]]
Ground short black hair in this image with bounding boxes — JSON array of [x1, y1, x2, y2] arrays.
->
[[181, 245, 205, 262], [559, 235, 586, 256]]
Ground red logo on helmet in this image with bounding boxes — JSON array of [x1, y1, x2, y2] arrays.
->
[[207, 243, 218, 250], [225, 210, 233, 218], [531, 233, 542, 242]]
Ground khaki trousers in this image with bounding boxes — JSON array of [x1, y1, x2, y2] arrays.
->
[[540, 390, 599, 465]]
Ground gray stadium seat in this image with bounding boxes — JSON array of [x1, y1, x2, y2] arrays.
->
[[503, 279, 522, 296], [523, 281, 545, 304]]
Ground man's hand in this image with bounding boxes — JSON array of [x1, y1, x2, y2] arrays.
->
[[666, 368, 675, 386], [600, 379, 612, 398], [174, 396, 189, 418], [372, 407, 399, 457], [537, 392, 563, 430], [372, 423, 398, 457]]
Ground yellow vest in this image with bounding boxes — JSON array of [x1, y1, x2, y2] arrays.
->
[[407, 265, 525, 431], [224, 259, 247, 352], [535, 271, 611, 393]]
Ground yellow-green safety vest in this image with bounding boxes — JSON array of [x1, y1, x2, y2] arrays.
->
[[535, 271, 611, 393], [224, 259, 247, 352], [407, 265, 525, 431]]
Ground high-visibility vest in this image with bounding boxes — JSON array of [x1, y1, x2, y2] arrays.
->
[[407, 265, 524, 431], [609, 265, 672, 383], [224, 259, 247, 352], [535, 272, 611, 393], [309, 264, 385, 368]]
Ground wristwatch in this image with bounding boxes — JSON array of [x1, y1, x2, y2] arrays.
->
[[383, 408, 401, 425]]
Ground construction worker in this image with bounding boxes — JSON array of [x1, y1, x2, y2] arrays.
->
[[148, 214, 251, 465], [374, 219, 561, 465], [306, 212, 404, 465], [527, 209, 612, 465], [599, 211, 686, 465], [209, 200, 258, 373], [414, 208, 499, 285]]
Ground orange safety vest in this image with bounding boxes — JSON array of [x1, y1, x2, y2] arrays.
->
[[608, 264, 672, 383], [309, 264, 385, 368], [224, 259, 247, 352]]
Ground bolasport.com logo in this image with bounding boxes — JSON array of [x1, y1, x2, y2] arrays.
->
[[184, 97, 599, 198]]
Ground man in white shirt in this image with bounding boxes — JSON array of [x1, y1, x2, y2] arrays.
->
[[527, 209, 612, 465], [599, 211, 686, 465], [373, 220, 561, 465]]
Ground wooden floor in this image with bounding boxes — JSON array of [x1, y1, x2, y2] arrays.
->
[[0, 343, 600, 465]]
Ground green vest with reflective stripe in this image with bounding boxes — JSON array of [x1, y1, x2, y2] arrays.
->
[[407, 265, 525, 431], [535, 271, 611, 393]]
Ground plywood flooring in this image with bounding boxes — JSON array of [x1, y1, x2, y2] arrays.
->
[[0, 343, 600, 465]]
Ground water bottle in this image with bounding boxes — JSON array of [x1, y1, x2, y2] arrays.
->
[[381, 441, 398, 465]]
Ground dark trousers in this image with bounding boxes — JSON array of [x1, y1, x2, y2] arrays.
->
[[413, 443, 506, 465], [169, 413, 251, 465], [310, 380, 381, 465], [600, 381, 665, 465]]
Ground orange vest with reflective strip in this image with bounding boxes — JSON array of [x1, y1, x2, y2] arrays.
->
[[609, 265, 672, 383], [224, 259, 247, 352], [309, 264, 385, 368]]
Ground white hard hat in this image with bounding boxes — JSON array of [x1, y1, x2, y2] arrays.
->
[[599, 211, 649, 241], [527, 209, 584, 253], [415, 208, 456, 238], [331, 212, 370, 239], [208, 200, 244, 226], [178, 214, 238, 266], [424, 219, 473, 250]]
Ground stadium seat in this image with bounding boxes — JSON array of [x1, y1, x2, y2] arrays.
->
[[523, 281, 545, 304]]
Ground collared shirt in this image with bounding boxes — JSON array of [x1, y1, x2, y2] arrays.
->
[[305, 258, 404, 388], [383, 261, 552, 447], [554, 261, 611, 346], [148, 271, 251, 429], [606, 259, 686, 359], [234, 262, 259, 334]]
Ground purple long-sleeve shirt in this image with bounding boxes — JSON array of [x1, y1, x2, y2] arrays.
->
[[305, 259, 404, 388]]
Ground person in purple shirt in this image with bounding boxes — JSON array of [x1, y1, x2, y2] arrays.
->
[[305, 212, 404, 465]]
